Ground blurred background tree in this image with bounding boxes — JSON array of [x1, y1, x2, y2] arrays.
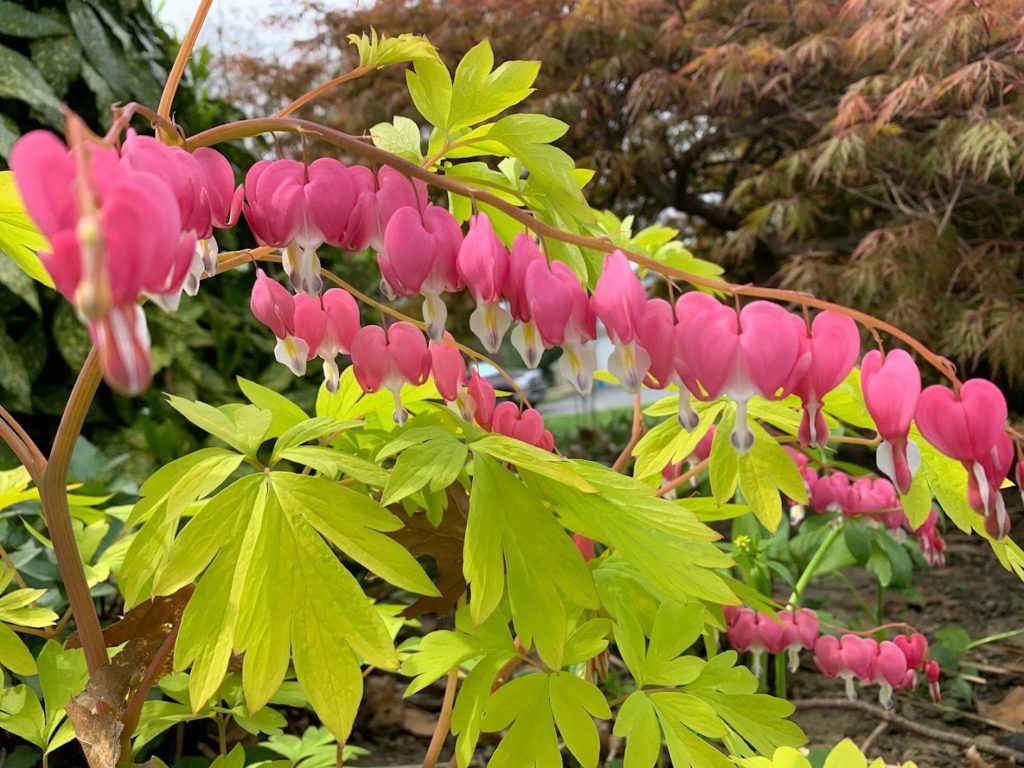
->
[[226, 0, 1024, 400]]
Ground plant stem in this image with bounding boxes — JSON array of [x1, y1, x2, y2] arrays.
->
[[157, 0, 213, 139], [965, 626, 1024, 651], [656, 457, 709, 498], [774, 651, 787, 699], [275, 65, 372, 117], [217, 714, 227, 756], [875, 578, 885, 626], [0, 403, 46, 483], [422, 668, 458, 768], [39, 349, 107, 673], [120, 621, 181, 757], [788, 522, 844, 605], [611, 393, 643, 472]]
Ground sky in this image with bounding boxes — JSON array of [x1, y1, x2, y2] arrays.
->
[[155, 0, 355, 54]]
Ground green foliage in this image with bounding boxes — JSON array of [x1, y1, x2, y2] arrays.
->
[[737, 738, 919, 768], [347, 29, 438, 69], [0, 642, 87, 755]]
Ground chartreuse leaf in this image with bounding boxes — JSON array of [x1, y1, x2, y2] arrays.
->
[[370, 115, 423, 161], [632, 401, 723, 480], [168, 472, 402, 739], [0, 622, 35, 674], [899, 467, 932, 531], [481, 672, 609, 768], [209, 745, 246, 768], [613, 692, 662, 768], [466, 455, 598, 668], [166, 395, 272, 457], [121, 448, 244, 607], [270, 416, 356, 463], [274, 472, 437, 596], [0, 171, 52, 286], [0, 586, 57, 627], [737, 417, 806, 532], [471, 432, 596, 491], [381, 434, 467, 505], [523, 469, 735, 606], [447, 41, 539, 132], [278, 445, 388, 486], [451, 654, 509, 767], [710, 405, 738, 504], [237, 376, 307, 439], [406, 56, 452, 131], [401, 606, 517, 696], [347, 30, 438, 68], [0, 684, 47, 748]]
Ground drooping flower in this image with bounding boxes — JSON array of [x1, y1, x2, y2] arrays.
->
[[780, 608, 820, 672], [291, 289, 359, 392], [490, 402, 551, 450], [874, 640, 909, 709], [350, 321, 432, 425], [789, 312, 860, 447], [522, 257, 597, 394], [676, 294, 805, 453], [810, 471, 852, 514], [466, 368, 497, 429], [380, 204, 463, 340], [814, 634, 877, 700], [243, 158, 361, 296], [189, 146, 244, 286], [591, 250, 651, 393], [250, 269, 310, 376], [505, 234, 546, 368], [360, 166, 428, 257], [916, 378, 1011, 537], [925, 659, 942, 703], [914, 508, 946, 567], [429, 336, 474, 420], [893, 633, 928, 672], [458, 213, 511, 353], [11, 130, 193, 395], [860, 349, 922, 495]]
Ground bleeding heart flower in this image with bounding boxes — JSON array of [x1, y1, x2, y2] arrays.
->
[[916, 379, 1010, 537], [250, 269, 310, 376], [89, 304, 153, 396], [360, 166, 428, 257], [459, 213, 511, 353], [815, 634, 876, 700], [925, 659, 942, 703], [781, 608, 820, 672], [676, 294, 805, 453], [893, 634, 928, 671], [505, 234, 546, 368], [874, 640, 908, 708], [573, 534, 597, 561], [11, 130, 193, 396], [316, 288, 361, 393], [380, 204, 464, 340], [490, 402, 549, 449], [915, 508, 946, 567], [429, 335, 471, 419], [190, 146, 243, 283], [466, 369, 497, 429], [522, 258, 597, 393], [592, 250, 651, 393], [861, 349, 922, 495], [810, 471, 851, 514], [243, 158, 361, 295], [789, 312, 860, 447], [350, 322, 432, 425]]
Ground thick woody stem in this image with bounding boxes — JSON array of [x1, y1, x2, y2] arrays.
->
[[39, 349, 107, 673]]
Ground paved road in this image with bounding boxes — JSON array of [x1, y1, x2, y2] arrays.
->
[[538, 384, 666, 417]]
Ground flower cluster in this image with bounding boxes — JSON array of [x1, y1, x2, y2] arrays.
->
[[724, 605, 941, 709], [814, 632, 941, 707], [723, 606, 819, 677], [11, 135, 1020, 538], [785, 448, 946, 567], [10, 130, 239, 394], [861, 350, 1013, 538]]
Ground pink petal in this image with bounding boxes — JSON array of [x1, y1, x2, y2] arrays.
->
[[505, 233, 544, 321], [293, 293, 327, 361], [250, 269, 294, 339], [321, 288, 360, 355], [592, 250, 646, 344], [457, 213, 508, 303], [430, 337, 466, 402], [861, 349, 921, 441], [10, 130, 77, 236], [382, 206, 434, 296], [350, 325, 390, 393], [386, 321, 431, 386]]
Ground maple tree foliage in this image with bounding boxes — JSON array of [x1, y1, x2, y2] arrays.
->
[[226, 0, 1024, 389]]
